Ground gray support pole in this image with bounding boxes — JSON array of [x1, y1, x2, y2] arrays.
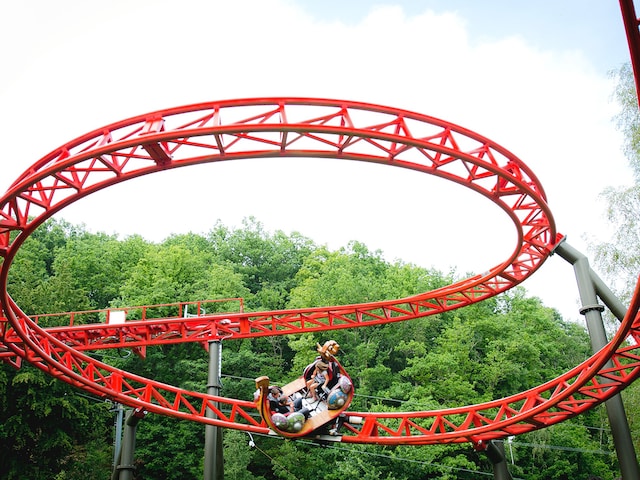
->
[[485, 441, 513, 480], [204, 339, 224, 480], [589, 268, 627, 321], [115, 409, 145, 480], [113, 403, 124, 470], [555, 241, 640, 479]]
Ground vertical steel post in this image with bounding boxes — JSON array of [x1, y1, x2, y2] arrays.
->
[[484, 441, 513, 480], [203, 339, 224, 480], [113, 403, 124, 470], [114, 408, 145, 480], [555, 241, 640, 479]]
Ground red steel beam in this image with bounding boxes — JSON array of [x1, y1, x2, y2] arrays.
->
[[620, 0, 640, 106]]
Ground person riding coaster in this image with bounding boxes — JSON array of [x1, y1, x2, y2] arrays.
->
[[254, 340, 354, 438]]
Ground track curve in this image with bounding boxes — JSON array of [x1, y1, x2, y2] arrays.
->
[[0, 98, 637, 445]]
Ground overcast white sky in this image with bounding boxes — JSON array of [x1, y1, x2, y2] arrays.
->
[[0, 0, 635, 322]]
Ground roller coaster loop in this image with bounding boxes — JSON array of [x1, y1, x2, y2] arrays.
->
[[1, 98, 640, 445]]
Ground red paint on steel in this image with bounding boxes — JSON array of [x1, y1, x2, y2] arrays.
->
[[620, 0, 640, 107]]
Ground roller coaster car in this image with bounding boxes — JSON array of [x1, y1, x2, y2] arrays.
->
[[255, 340, 354, 438]]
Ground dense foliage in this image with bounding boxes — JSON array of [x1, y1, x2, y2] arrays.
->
[[0, 216, 627, 479]]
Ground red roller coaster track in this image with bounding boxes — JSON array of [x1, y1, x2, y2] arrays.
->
[[2, 1, 640, 447]]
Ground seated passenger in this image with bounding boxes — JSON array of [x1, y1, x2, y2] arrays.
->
[[267, 386, 293, 414], [305, 361, 329, 401]]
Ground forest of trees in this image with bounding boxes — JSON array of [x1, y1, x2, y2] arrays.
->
[[0, 213, 632, 480]]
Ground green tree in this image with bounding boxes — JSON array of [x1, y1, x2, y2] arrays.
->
[[116, 242, 249, 309], [0, 365, 112, 480], [288, 241, 390, 308], [6, 219, 81, 315], [208, 217, 315, 310], [6, 230, 51, 316], [510, 422, 617, 480], [133, 412, 204, 479], [222, 428, 265, 480], [42, 231, 150, 318]]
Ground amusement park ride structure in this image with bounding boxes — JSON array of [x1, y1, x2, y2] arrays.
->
[[2, 0, 640, 477]]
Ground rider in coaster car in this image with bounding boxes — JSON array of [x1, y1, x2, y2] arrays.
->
[[305, 361, 329, 401], [268, 386, 294, 414]]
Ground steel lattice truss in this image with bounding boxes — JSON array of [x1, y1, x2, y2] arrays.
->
[[0, 98, 638, 445]]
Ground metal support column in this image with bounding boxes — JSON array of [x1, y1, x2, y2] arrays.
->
[[484, 441, 513, 480], [555, 241, 640, 479], [112, 408, 146, 480], [112, 403, 124, 471], [204, 339, 224, 480]]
